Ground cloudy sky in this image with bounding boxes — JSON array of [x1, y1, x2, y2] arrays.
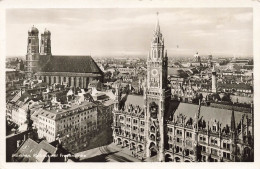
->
[[6, 8, 252, 57]]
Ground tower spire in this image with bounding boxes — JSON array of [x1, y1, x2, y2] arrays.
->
[[155, 12, 160, 34], [212, 64, 217, 93], [231, 104, 236, 132]]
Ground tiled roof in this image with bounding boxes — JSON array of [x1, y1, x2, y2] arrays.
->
[[13, 138, 56, 162], [124, 94, 144, 108], [39, 55, 103, 74], [218, 83, 252, 90], [172, 102, 250, 127], [39, 101, 97, 120], [35, 149, 48, 162]]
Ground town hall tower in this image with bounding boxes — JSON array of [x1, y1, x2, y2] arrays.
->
[[144, 15, 171, 161]]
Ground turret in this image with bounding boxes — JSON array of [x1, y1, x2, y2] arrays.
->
[[150, 14, 164, 61], [211, 65, 217, 93], [26, 102, 33, 131], [40, 28, 52, 55], [27, 26, 39, 55], [26, 26, 40, 77], [230, 106, 236, 136], [230, 105, 238, 161]]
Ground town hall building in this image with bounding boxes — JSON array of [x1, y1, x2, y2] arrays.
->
[[112, 18, 254, 162]]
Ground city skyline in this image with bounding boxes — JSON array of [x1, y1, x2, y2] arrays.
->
[[6, 8, 253, 57], [5, 8, 254, 163]]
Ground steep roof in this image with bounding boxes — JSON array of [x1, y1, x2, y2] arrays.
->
[[172, 102, 250, 127], [13, 138, 56, 162], [39, 55, 103, 74]]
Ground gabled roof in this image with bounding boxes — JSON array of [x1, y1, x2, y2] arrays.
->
[[35, 149, 48, 162], [39, 55, 103, 74], [13, 138, 56, 162]]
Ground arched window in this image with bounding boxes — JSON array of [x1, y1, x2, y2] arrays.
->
[[150, 126, 156, 132], [154, 50, 156, 58], [150, 102, 158, 119]]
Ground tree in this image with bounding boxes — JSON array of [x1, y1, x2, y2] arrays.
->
[[221, 93, 231, 102]]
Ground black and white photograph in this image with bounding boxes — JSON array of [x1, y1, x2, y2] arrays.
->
[[1, 1, 259, 167]]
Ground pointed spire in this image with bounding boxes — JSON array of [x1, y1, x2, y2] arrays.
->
[[231, 103, 236, 132], [198, 99, 201, 119], [155, 12, 160, 34]]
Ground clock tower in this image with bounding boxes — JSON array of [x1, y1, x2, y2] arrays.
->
[[144, 14, 171, 161]]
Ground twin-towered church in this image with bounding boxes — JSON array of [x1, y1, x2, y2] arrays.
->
[[26, 26, 103, 88]]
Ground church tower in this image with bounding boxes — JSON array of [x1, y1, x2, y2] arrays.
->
[[40, 29, 52, 55], [144, 14, 171, 161], [212, 65, 217, 93], [26, 26, 40, 78]]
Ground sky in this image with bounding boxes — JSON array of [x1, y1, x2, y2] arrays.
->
[[6, 8, 253, 58]]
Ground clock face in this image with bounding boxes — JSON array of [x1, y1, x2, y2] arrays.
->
[[151, 69, 158, 77]]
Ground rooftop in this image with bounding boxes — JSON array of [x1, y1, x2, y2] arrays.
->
[[38, 101, 96, 120], [39, 55, 103, 74], [172, 102, 251, 127], [124, 94, 144, 108], [13, 138, 56, 162]]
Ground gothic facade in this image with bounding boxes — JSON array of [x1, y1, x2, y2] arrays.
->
[[112, 18, 254, 162]]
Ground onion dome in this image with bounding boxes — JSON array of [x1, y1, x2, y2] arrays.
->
[[44, 28, 51, 35], [28, 25, 39, 34]]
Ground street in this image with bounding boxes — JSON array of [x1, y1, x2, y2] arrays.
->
[[75, 143, 141, 162]]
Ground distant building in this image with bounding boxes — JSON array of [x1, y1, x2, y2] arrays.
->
[[6, 68, 21, 86], [117, 67, 137, 75], [187, 52, 208, 67]]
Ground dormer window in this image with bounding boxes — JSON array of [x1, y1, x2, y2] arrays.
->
[[213, 125, 216, 131]]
